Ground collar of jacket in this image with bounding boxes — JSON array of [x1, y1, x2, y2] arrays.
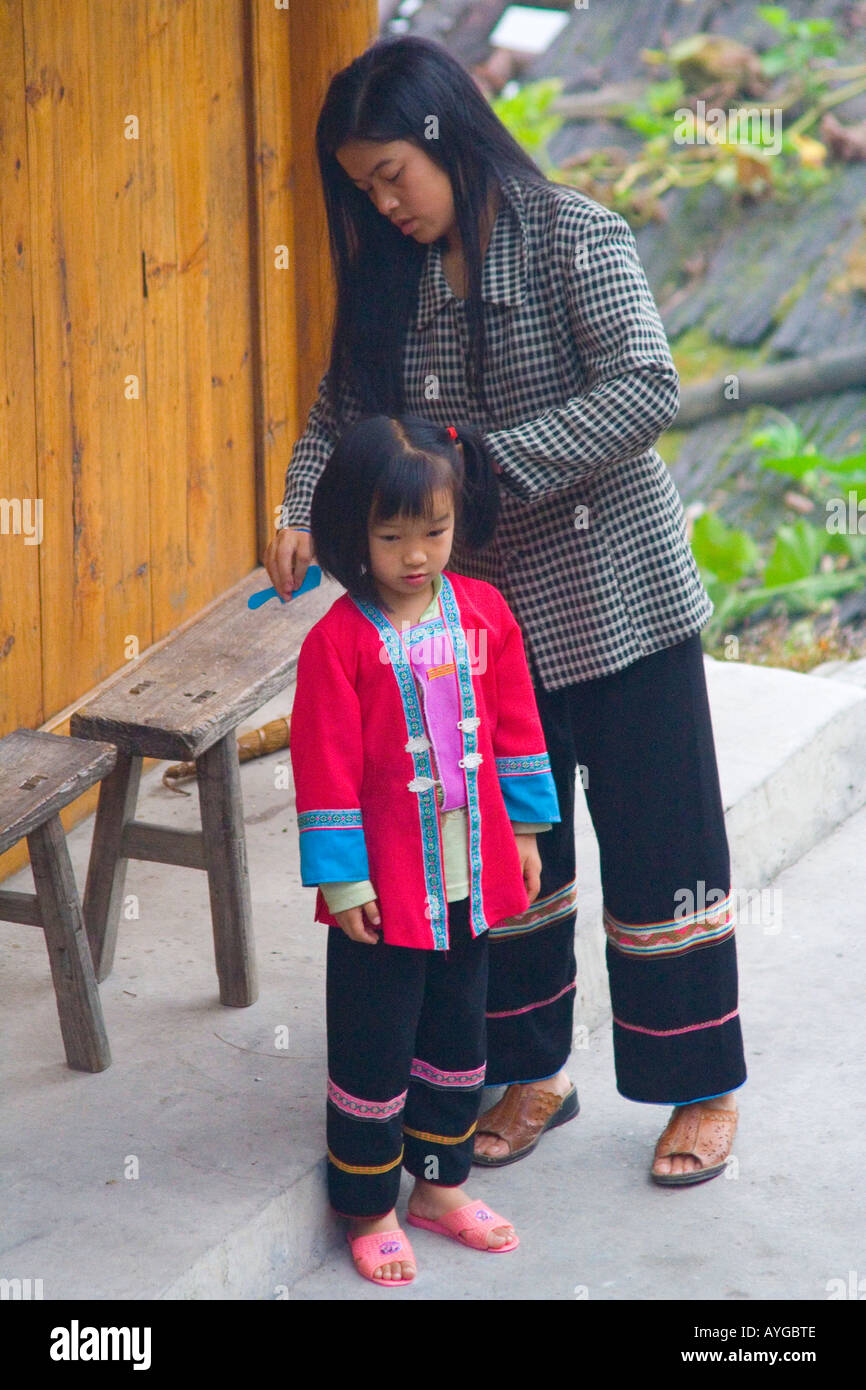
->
[[415, 174, 529, 332]]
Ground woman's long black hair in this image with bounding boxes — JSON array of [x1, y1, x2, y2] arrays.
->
[[310, 414, 500, 606], [315, 34, 550, 425]]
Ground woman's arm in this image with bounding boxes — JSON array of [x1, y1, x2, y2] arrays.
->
[[484, 205, 679, 501]]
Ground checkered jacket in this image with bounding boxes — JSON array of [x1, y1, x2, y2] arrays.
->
[[280, 174, 712, 689]]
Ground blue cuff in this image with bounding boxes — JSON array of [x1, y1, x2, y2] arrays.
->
[[298, 823, 370, 884], [495, 757, 561, 824]]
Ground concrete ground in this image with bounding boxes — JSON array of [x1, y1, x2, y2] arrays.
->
[[292, 799, 866, 1300], [1, 600, 865, 1301]]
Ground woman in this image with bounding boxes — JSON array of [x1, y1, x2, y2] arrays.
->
[[265, 34, 746, 1185]]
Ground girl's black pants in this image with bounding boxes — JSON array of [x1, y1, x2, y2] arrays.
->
[[326, 895, 488, 1217]]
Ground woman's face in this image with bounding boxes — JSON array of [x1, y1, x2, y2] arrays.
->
[[335, 139, 457, 245]]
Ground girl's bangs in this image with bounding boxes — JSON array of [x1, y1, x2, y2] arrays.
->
[[370, 451, 456, 524]]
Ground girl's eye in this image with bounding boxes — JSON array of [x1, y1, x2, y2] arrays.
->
[[386, 170, 402, 183], [428, 528, 446, 537]]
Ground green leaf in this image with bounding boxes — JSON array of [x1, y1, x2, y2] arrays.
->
[[756, 6, 791, 30], [759, 453, 821, 480], [825, 531, 866, 561], [691, 513, 760, 583], [749, 418, 807, 457], [819, 451, 866, 474], [763, 521, 827, 586], [622, 110, 670, 138]]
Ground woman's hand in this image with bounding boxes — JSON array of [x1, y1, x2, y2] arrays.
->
[[513, 833, 541, 903], [333, 900, 382, 944], [263, 527, 313, 601]]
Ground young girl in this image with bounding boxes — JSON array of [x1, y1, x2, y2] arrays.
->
[[289, 413, 560, 1286]]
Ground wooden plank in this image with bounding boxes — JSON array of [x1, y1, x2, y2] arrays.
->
[[70, 569, 341, 759], [196, 731, 257, 1006], [0, 729, 116, 855], [142, 0, 191, 633], [0, 888, 42, 926], [251, 0, 298, 550], [25, 0, 102, 714], [0, 0, 43, 735], [120, 822, 207, 870], [27, 813, 112, 1071], [85, 0, 152, 685], [201, 0, 258, 596], [287, 1, 380, 445], [80, 749, 141, 980]]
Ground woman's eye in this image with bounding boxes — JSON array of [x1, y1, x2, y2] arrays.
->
[[386, 170, 402, 183]]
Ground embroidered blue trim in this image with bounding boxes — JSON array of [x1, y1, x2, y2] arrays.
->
[[438, 574, 487, 939], [402, 617, 447, 649], [495, 753, 552, 777], [298, 809, 363, 831], [350, 594, 449, 948]]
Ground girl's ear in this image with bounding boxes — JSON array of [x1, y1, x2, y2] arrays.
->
[[454, 425, 500, 549]]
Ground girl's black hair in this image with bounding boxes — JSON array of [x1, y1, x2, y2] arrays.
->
[[310, 414, 500, 605], [315, 34, 550, 423]]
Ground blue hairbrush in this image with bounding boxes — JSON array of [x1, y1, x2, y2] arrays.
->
[[248, 565, 322, 609]]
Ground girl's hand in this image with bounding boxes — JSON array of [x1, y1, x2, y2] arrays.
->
[[263, 526, 313, 601], [513, 833, 541, 904], [333, 900, 382, 944]]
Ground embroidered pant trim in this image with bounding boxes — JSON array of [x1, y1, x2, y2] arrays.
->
[[485, 632, 747, 1104], [326, 895, 488, 1216]]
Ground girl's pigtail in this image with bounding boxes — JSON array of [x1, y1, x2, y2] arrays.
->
[[450, 422, 500, 549]]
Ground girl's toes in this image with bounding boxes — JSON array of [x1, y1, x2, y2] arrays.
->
[[490, 1225, 515, 1248]]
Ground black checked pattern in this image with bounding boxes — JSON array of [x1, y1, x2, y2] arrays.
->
[[281, 175, 712, 689]]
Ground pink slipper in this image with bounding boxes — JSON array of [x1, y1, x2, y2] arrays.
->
[[346, 1228, 416, 1286], [406, 1201, 519, 1252]]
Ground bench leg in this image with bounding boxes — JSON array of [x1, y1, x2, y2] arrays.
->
[[81, 751, 142, 981], [27, 815, 112, 1073], [196, 733, 258, 1006]]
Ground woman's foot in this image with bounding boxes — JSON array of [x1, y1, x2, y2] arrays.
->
[[651, 1093, 739, 1179], [407, 1178, 516, 1249], [473, 1070, 573, 1161], [348, 1209, 416, 1282]]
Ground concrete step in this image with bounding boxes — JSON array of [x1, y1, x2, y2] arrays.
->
[[1, 654, 864, 1299]]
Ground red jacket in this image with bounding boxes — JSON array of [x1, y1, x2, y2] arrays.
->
[[290, 571, 560, 950]]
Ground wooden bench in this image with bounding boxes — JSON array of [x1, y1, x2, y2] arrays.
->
[[69, 566, 337, 1008], [0, 728, 117, 1072]]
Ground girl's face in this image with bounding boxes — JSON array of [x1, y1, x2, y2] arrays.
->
[[367, 486, 455, 609], [335, 139, 457, 245]]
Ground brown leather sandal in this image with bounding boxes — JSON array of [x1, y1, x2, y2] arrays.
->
[[472, 1083, 579, 1167], [651, 1104, 738, 1186]]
